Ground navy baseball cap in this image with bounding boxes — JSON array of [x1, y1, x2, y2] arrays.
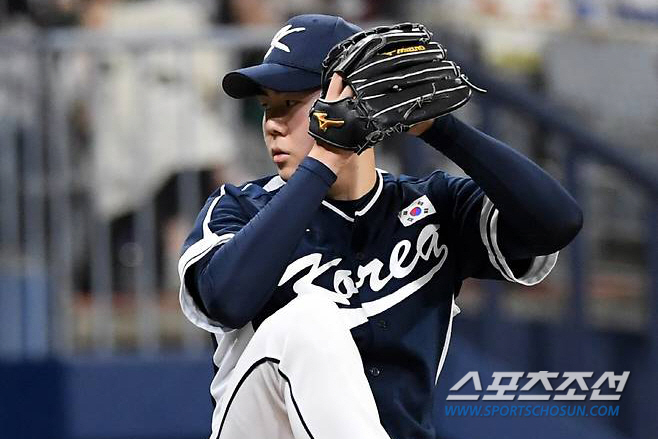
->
[[222, 14, 362, 99]]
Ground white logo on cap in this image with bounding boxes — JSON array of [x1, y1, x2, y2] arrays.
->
[[264, 24, 306, 59]]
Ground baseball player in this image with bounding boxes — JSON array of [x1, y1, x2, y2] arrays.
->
[[178, 14, 582, 439]]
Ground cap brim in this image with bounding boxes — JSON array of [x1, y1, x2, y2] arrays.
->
[[222, 63, 321, 99]]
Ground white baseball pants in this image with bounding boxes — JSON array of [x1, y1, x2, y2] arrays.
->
[[214, 293, 391, 439]]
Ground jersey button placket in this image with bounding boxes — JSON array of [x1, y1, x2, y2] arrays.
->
[[367, 366, 381, 377], [376, 319, 388, 329]]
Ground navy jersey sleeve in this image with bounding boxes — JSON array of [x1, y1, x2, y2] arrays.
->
[[422, 115, 583, 284], [178, 185, 250, 333], [178, 157, 338, 333], [441, 174, 558, 284]]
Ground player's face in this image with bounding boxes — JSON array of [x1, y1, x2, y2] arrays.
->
[[259, 88, 321, 180]]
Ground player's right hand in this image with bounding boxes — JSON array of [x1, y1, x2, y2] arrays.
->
[[308, 73, 356, 175]]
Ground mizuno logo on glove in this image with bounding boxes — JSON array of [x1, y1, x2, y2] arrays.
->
[[313, 112, 345, 131], [380, 45, 426, 56]]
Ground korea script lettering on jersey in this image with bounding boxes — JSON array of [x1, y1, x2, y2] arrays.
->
[[278, 220, 448, 328]]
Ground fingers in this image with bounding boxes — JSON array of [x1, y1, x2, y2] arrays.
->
[[326, 73, 344, 100], [325, 73, 355, 101], [339, 82, 354, 100], [327, 73, 344, 101]]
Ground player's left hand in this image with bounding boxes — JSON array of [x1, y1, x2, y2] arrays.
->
[[307, 22, 485, 154], [325, 72, 432, 136]]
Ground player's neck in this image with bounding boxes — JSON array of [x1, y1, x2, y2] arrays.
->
[[327, 150, 377, 201]]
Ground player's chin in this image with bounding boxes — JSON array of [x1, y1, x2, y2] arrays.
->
[[278, 157, 310, 181], [275, 162, 295, 181]]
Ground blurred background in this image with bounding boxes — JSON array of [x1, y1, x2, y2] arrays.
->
[[0, 1, 656, 439]]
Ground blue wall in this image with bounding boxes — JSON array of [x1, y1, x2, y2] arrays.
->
[[1, 356, 213, 439]]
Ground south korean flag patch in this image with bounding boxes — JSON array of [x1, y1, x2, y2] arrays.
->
[[398, 195, 436, 226]]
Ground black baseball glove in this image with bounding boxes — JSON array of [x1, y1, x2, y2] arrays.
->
[[308, 22, 485, 154]]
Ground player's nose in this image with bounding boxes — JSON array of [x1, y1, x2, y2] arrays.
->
[[263, 115, 288, 138]]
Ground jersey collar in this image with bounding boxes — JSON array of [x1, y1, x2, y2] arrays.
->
[[262, 169, 386, 223], [321, 169, 385, 222], [263, 175, 286, 192]]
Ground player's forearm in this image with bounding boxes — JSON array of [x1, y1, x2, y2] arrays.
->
[[421, 115, 583, 256], [195, 157, 337, 329]]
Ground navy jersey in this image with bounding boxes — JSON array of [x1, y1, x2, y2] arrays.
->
[[179, 167, 558, 439]]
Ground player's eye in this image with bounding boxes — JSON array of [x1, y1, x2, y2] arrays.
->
[[285, 100, 300, 108]]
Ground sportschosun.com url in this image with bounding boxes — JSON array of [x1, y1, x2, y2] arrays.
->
[[444, 404, 619, 417]]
